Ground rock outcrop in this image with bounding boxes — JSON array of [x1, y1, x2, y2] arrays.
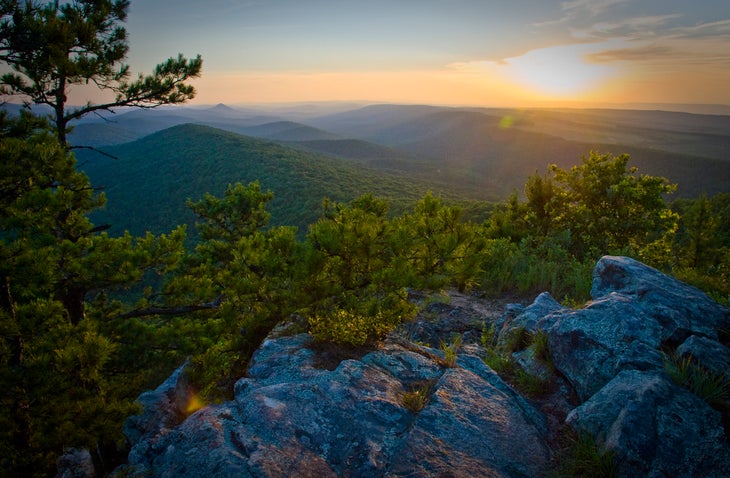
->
[[116, 256, 730, 477], [119, 333, 551, 477]]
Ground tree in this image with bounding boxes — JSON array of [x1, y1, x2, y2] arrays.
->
[[0, 0, 202, 145], [398, 193, 484, 291], [0, 2, 202, 474], [520, 151, 677, 259], [0, 111, 189, 476], [0, 0, 201, 322], [163, 182, 301, 400], [304, 194, 417, 346]]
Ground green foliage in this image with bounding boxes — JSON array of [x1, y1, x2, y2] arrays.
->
[[547, 151, 677, 259], [440, 333, 463, 368], [513, 369, 551, 398], [1, 0, 202, 468], [398, 193, 485, 291], [483, 350, 514, 375], [664, 353, 730, 405], [551, 432, 617, 478], [0, 108, 191, 476], [78, 125, 474, 239], [502, 326, 531, 354], [531, 330, 551, 364], [401, 382, 433, 414], [481, 321, 496, 349], [166, 182, 300, 399], [303, 193, 485, 346], [305, 194, 418, 345], [501, 151, 677, 262], [665, 193, 730, 304]]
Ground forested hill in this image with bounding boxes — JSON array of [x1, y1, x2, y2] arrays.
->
[[66, 103, 730, 203], [304, 105, 730, 198], [77, 123, 479, 237]]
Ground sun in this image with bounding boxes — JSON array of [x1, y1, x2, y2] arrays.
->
[[503, 43, 618, 99]]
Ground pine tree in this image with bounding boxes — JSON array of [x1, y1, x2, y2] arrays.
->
[[0, 1, 201, 474], [0, 0, 202, 145], [164, 182, 301, 400]]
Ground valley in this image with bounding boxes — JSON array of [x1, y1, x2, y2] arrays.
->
[[69, 102, 730, 236]]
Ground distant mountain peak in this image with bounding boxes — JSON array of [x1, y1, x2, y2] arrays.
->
[[209, 103, 238, 113]]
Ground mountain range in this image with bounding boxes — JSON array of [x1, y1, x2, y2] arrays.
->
[[8, 101, 730, 236]]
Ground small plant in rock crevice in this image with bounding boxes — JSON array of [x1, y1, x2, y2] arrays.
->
[[440, 333, 463, 368], [664, 353, 730, 405], [531, 330, 550, 361], [503, 326, 531, 354], [481, 321, 497, 349], [549, 431, 618, 478], [480, 326, 555, 397], [401, 382, 435, 414]]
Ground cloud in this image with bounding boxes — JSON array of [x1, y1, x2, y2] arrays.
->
[[587, 44, 674, 62], [588, 14, 681, 38], [560, 0, 629, 17], [670, 19, 730, 39], [531, 0, 628, 28]]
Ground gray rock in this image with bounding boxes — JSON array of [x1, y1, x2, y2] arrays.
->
[[56, 448, 95, 478], [388, 367, 550, 478], [547, 292, 665, 401], [125, 403, 251, 478], [122, 359, 193, 447], [591, 255, 729, 343], [567, 370, 730, 478], [676, 334, 730, 379], [121, 334, 550, 477], [496, 291, 564, 348]]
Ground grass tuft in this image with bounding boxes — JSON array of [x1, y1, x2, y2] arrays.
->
[[440, 333, 463, 368], [664, 353, 730, 405]]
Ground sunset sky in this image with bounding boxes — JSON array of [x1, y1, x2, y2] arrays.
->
[[123, 0, 730, 107]]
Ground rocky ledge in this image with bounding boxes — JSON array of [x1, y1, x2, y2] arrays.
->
[[108, 256, 729, 477]]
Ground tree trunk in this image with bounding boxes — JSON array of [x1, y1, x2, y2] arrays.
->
[[61, 286, 87, 325], [1, 276, 23, 367], [55, 76, 68, 146]]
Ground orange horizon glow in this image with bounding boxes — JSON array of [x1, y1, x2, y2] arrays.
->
[[182, 40, 730, 109]]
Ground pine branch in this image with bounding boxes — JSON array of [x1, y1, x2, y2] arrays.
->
[[70, 145, 118, 160], [115, 296, 223, 319]]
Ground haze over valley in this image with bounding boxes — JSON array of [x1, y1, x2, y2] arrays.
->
[[63, 102, 730, 237]]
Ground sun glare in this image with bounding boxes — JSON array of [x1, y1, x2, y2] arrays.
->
[[502, 44, 619, 99]]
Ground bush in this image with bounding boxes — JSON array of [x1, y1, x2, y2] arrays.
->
[[308, 289, 417, 346]]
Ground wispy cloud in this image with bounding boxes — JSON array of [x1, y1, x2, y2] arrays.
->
[[587, 44, 674, 62], [669, 18, 730, 39], [588, 14, 681, 38], [532, 0, 630, 27], [561, 0, 630, 17]]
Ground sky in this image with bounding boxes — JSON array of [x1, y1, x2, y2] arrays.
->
[[118, 0, 730, 107]]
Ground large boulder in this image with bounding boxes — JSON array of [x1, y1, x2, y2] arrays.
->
[[591, 255, 729, 344], [546, 292, 665, 401], [120, 334, 550, 477], [676, 334, 730, 379], [545, 256, 729, 402], [122, 359, 193, 448], [566, 370, 730, 478], [541, 256, 730, 476]]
